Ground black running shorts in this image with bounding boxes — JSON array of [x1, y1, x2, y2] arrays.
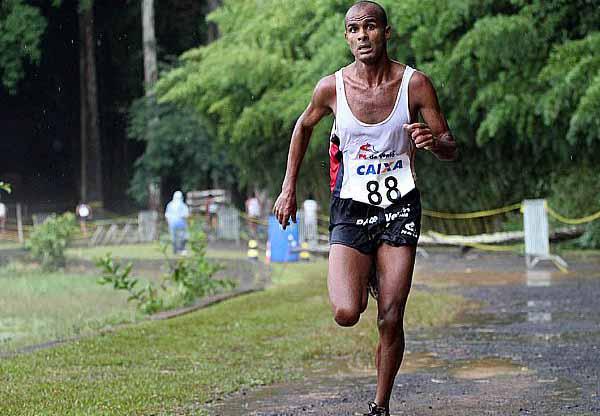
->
[[329, 188, 421, 255]]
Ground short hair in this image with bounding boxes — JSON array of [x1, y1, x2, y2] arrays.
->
[[347, 1, 388, 27]]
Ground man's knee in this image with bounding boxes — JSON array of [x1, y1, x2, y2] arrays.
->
[[333, 305, 361, 327], [377, 301, 406, 331]]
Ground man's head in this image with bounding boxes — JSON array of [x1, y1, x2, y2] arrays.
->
[[345, 1, 390, 63]]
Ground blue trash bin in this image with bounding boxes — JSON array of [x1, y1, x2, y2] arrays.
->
[[268, 215, 299, 262]]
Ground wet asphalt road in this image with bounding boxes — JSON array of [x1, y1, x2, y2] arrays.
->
[[208, 253, 600, 415]]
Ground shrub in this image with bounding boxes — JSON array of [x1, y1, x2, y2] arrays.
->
[[96, 254, 164, 315], [26, 212, 77, 270], [549, 165, 600, 249], [97, 220, 234, 315], [161, 220, 233, 307]]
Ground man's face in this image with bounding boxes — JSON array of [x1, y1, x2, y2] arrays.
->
[[345, 5, 390, 64]]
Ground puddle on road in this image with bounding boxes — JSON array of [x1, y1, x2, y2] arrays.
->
[[207, 352, 448, 415], [415, 268, 575, 288], [449, 357, 529, 380]]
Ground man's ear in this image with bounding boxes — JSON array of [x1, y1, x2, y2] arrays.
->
[[385, 25, 391, 41]]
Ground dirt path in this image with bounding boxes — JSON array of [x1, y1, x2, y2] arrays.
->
[[207, 252, 600, 415]]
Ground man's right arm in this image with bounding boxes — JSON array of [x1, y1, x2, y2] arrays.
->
[[273, 75, 336, 228]]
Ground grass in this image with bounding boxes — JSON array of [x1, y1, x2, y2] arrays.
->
[[0, 263, 139, 352], [0, 260, 466, 415], [66, 243, 248, 261], [0, 240, 23, 250]]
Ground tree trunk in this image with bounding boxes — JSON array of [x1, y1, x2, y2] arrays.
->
[[79, 3, 103, 204], [142, 0, 160, 211], [205, 0, 221, 42], [142, 0, 157, 93]]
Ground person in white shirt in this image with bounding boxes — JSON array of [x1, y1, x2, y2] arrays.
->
[[245, 193, 262, 238], [272, 2, 457, 414], [76, 202, 92, 237], [165, 191, 190, 254], [0, 201, 6, 233], [303, 195, 319, 243]]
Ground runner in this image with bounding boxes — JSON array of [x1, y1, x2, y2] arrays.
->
[[273, 2, 457, 415]]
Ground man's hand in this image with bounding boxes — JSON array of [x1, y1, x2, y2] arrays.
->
[[273, 188, 297, 230], [403, 123, 436, 151]]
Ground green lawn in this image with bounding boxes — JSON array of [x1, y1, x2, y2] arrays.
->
[[0, 263, 139, 352], [0, 260, 466, 415], [66, 243, 248, 261], [0, 241, 23, 250]]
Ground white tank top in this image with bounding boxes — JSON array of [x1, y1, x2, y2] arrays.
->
[[330, 65, 416, 208]]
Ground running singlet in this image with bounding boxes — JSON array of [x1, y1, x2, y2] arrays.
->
[[329, 65, 416, 208]]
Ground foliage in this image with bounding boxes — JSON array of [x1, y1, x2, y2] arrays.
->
[[157, 0, 600, 212], [579, 221, 600, 249], [127, 95, 238, 204], [548, 164, 600, 247], [97, 220, 232, 314], [96, 254, 164, 314], [0, 181, 11, 193], [26, 213, 77, 271], [159, 220, 233, 306], [0, 0, 47, 93]]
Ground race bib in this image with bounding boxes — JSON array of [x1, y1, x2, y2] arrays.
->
[[341, 153, 415, 208]]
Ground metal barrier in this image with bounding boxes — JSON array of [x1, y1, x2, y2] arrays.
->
[[217, 206, 241, 242], [523, 199, 567, 271]]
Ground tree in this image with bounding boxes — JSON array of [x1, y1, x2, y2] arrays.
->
[[0, 0, 47, 94], [157, 0, 600, 211], [78, 0, 103, 204]]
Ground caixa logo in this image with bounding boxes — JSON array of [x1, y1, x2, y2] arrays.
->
[[357, 159, 403, 175]]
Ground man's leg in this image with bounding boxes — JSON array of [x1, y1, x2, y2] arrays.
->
[[374, 243, 416, 409], [328, 244, 372, 327]]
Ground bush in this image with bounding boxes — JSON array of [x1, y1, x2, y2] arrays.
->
[[161, 220, 233, 307], [548, 165, 600, 248], [579, 221, 600, 249], [97, 220, 234, 315], [26, 212, 77, 270]]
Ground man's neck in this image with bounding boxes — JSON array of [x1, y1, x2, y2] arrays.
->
[[352, 52, 393, 88]]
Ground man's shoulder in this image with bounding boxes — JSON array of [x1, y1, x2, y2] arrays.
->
[[315, 74, 336, 94], [312, 73, 337, 107], [407, 68, 434, 93]]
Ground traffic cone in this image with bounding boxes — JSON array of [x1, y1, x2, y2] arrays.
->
[[247, 239, 259, 261], [300, 242, 311, 261]]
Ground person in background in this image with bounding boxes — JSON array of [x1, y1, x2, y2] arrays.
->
[[165, 191, 190, 255], [0, 200, 6, 234], [76, 202, 92, 237], [303, 194, 319, 244], [245, 192, 262, 238]]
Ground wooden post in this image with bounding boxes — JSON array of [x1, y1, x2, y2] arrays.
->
[[16, 203, 24, 244]]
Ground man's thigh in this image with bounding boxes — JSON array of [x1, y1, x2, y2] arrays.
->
[[375, 244, 417, 310], [328, 244, 372, 313]]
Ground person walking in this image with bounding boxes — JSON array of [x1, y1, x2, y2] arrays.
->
[[165, 191, 190, 255], [273, 2, 457, 414]]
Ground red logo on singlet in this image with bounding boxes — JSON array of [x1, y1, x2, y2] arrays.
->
[[358, 142, 376, 159]]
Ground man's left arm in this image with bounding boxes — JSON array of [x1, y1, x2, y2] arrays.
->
[[403, 72, 457, 161]]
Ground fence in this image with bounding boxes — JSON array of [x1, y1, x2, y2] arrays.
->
[[1, 200, 598, 266]]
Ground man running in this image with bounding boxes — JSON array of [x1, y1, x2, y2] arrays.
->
[[274, 2, 457, 415]]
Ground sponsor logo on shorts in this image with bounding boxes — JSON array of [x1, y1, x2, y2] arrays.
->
[[384, 207, 410, 222], [355, 207, 412, 226], [356, 215, 378, 226], [401, 221, 418, 238]]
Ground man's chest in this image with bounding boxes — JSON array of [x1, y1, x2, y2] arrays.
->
[[343, 79, 402, 124]]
